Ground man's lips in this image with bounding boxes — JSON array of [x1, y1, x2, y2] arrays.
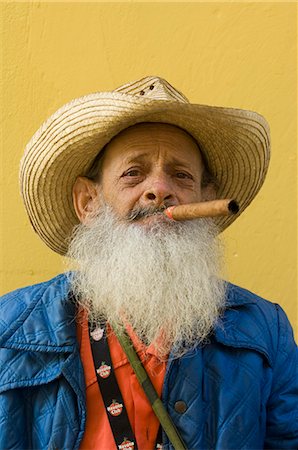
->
[[137, 212, 170, 225]]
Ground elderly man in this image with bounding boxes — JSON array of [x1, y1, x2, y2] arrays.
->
[[0, 76, 297, 450]]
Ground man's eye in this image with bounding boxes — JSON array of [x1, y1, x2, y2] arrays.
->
[[176, 172, 193, 180], [122, 169, 141, 177]]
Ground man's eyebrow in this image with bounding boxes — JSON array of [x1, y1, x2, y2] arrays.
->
[[165, 157, 195, 170], [123, 153, 150, 165], [123, 153, 197, 170]]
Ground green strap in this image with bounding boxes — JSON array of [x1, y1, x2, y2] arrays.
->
[[112, 324, 187, 450]]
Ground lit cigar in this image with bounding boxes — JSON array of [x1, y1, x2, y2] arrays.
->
[[164, 199, 239, 221]]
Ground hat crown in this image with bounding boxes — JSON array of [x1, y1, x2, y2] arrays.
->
[[114, 76, 189, 104]]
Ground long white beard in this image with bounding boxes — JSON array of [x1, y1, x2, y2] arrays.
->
[[66, 206, 227, 359]]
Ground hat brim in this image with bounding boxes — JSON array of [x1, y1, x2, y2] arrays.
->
[[20, 91, 270, 255]]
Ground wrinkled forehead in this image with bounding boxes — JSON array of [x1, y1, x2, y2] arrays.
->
[[104, 122, 203, 167], [86, 122, 205, 180]]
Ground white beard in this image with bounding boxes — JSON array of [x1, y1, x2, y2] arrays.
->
[[66, 205, 227, 359]]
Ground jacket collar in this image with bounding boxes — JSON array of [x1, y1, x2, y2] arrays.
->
[[213, 283, 273, 366], [0, 275, 272, 366], [0, 273, 77, 353]]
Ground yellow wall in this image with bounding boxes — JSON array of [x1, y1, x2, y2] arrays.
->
[[1, 1, 297, 335]]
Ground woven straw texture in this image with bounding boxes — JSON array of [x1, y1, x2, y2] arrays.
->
[[20, 76, 270, 255]]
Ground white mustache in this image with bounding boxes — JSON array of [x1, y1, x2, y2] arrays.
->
[[126, 204, 168, 221]]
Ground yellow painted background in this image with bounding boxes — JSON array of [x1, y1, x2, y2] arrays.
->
[[1, 1, 297, 335]]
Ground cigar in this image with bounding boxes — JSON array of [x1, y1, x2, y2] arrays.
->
[[164, 199, 239, 221]]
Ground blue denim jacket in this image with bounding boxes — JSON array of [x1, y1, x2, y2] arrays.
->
[[0, 274, 297, 449]]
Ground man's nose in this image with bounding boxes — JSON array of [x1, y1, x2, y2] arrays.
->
[[142, 174, 174, 206]]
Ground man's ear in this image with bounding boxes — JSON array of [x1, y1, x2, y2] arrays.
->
[[201, 183, 217, 202], [72, 176, 100, 224]]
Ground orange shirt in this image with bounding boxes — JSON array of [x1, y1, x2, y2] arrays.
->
[[77, 315, 167, 450]]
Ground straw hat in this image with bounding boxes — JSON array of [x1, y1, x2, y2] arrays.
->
[[20, 76, 270, 255]]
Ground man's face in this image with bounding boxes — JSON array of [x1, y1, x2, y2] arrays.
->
[[70, 122, 225, 357], [98, 123, 204, 223]]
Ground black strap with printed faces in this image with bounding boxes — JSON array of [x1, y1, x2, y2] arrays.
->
[[89, 322, 163, 450], [89, 321, 137, 450]]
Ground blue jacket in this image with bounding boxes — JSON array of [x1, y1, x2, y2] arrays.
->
[[0, 274, 297, 450]]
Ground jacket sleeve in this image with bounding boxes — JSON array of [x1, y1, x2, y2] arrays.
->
[[264, 304, 298, 449]]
